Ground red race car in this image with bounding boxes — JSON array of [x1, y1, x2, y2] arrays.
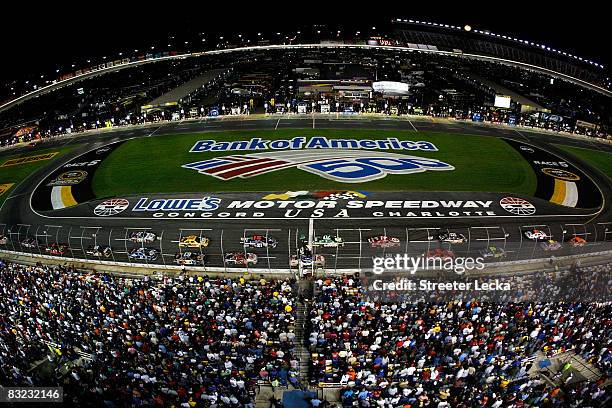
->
[[569, 236, 587, 247], [224, 251, 258, 266], [424, 248, 455, 260], [368, 235, 401, 248], [45, 243, 68, 256]]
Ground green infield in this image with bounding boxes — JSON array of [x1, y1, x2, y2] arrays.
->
[[92, 129, 537, 197], [558, 145, 612, 180], [0, 146, 74, 206]]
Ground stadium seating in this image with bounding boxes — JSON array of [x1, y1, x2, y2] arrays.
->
[[307, 271, 610, 407], [1, 258, 609, 406], [0, 260, 298, 406]]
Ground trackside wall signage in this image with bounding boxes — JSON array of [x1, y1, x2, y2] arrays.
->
[[184, 137, 454, 183]]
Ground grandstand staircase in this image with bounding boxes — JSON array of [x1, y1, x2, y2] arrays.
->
[[532, 350, 609, 387], [295, 303, 310, 386], [254, 279, 314, 407], [296, 278, 314, 386]]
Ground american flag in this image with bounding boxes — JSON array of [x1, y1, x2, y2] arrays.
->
[[182, 155, 297, 180]]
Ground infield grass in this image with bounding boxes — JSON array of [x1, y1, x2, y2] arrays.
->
[[0, 146, 75, 207], [558, 145, 612, 179], [92, 129, 537, 197]]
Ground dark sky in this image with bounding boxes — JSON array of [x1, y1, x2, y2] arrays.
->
[[1, 3, 608, 82]]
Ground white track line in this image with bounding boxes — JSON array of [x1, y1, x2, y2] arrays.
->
[[407, 119, 418, 131]]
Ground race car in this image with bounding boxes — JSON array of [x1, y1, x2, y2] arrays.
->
[[224, 251, 258, 266], [178, 235, 210, 248], [312, 235, 344, 248], [290, 247, 325, 268], [44, 243, 68, 256], [424, 248, 455, 260], [368, 235, 401, 248], [174, 252, 206, 266], [540, 240, 562, 251], [21, 237, 39, 248], [128, 247, 159, 262], [240, 234, 278, 249], [569, 236, 587, 247], [129, 231, 158, 244], [479, 246, 507, 259], [291, 254, 326, 269], [297, 234, 308, 246], [524, 229, 548, 241], [86, 245, 112, 258], [436, 232, 467, 244], [0, 235, 7, 245]]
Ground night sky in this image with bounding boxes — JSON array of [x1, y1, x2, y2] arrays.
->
[[0, 3, 608, 82]]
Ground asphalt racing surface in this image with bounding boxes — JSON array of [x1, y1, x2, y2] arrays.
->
[[1, 116, 611, 272]]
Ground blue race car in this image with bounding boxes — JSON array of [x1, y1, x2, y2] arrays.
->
[[128, 247, 159, 261]]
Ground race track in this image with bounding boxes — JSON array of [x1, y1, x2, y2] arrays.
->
[[1, 116, 611, 272]]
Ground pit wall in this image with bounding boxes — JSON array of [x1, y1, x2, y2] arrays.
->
[[2, 248, 611, 279]]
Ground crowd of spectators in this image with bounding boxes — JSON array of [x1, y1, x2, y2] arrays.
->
[[308, 266, 611, 407], [0, 260, 298, 406], [0, 56, 235, 148], [1, 257, 610, 407]]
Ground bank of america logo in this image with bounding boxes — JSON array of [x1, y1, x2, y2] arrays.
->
[[182, 149, 454, 183]]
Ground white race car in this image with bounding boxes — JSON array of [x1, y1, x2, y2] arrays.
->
[[86, 245, 112, 258], [240, 234, 278, 249], [174, 252, 206, 266], [436, 232, 467, 244], [524, 229, 548, 241], [130, 231, 158, 243], [368, 235, 400, 248]]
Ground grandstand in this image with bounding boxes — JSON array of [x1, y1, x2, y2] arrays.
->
[[0, 18, 611, 145], [144, 69, 229, 112], [0, 259, 609, 406]]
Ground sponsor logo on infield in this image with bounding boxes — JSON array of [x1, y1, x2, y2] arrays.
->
[[0, 152, 58, 167], [0, 183, 15, 196], [189, 137, 439, 152], [184, 137, 453, 183], [541, 168, 580, 181], [94, 198, 130, 217], [499, 197, 536, 216], [46, 170, 88, 186], [132, 197, 221, 213], [183, 150, 454, 183]]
